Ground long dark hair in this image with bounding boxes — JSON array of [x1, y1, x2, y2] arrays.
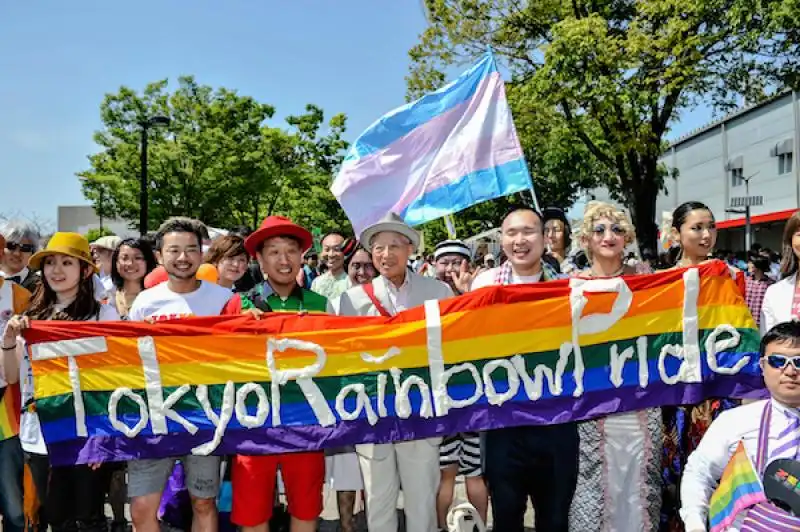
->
[[111, 238, 158, 290], [780, 211, 800, 279], [672, 201, 714, 231], [27, 259, 99, 321], [669, 201, 715, 265]]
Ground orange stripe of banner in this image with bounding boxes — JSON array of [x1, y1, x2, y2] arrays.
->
[[23, 262, 738, 346]]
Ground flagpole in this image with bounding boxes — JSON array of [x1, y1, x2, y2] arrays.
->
[[444, 214, 457, 239], [529, 184, 541, 212]]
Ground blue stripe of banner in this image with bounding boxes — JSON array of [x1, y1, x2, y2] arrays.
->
[[343, 52, 497, 162], [400, 158, 532, 226], [41, 351, 759, 443]]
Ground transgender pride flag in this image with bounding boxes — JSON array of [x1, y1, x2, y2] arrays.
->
[[331, 51, 533, 236]]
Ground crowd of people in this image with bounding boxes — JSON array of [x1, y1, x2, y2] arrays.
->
[[0, 197, 799, 532]]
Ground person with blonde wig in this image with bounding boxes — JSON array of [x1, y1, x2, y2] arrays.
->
[[568, 202, 663, 532]]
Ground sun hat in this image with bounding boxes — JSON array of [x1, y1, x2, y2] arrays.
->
[[360, 212, 420, 250], [29, 232, 98, 272], [244, 216, 313, 257], [92, 235, 122, 251]]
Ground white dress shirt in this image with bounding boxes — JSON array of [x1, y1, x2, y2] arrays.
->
[[761, 274, 796, 335], [0, 267, 29, 283], [681, 399, 800, 531], [384, 273, 411, 313]]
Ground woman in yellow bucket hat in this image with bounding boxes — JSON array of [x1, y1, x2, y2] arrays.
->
[[2, 232, 119, 532]]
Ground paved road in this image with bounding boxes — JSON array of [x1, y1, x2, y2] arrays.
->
[[102, 479, 536, 532], [318, 480, 536, 531]]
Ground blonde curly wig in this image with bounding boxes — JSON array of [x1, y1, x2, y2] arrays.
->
[[577, 201, 636, 261]]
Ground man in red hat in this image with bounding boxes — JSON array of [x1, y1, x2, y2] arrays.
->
[[231, 215, 331, 532]]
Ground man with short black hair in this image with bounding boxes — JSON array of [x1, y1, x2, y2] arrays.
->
[[232, 215, 330, 532], [127, 217, 240, 532], [299, 250, 320, 290], [746, 255, 774, 329], [469, 206, 579, 532], [311, 231, 349, 299], [682, 321, 800, 531]]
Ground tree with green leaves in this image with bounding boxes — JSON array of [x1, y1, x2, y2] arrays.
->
[[79, 77, 350, 234], [84, 227, 115, 243], [409, 0, 800, 249]]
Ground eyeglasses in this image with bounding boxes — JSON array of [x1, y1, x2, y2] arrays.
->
[[5, 242, 35, 253], [350, 262, 375, 271], [766, 354, 800, 371]]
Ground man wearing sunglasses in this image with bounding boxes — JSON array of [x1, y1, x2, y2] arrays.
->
[[0, 220, 40, 292], [681, 321, 800, 531]]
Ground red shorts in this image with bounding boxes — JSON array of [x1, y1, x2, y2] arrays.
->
[[231, 452, 325, 525]]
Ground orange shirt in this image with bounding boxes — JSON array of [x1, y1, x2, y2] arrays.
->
[[0, 279, 31, 440]]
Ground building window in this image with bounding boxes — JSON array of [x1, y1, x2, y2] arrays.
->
[[731, 167, 744, 187], [779, 152, 793, 175]]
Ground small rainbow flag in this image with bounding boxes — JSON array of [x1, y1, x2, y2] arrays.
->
[[709, 442, 767, 532]]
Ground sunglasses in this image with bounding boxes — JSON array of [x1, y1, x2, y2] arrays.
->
[[592, 224, 625, 236], [765, 354, 800, 371], [5, 242, 35, 253]]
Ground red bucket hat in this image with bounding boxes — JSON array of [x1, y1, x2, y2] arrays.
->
[[244, 216, 313, 257]]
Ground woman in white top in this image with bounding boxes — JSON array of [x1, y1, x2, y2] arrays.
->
[[761, 210, 800, 335], [2, 232, 119, 532], [568, 202, 663, 532]]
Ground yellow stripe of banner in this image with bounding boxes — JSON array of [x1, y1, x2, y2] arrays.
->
[[35, 304, 754, 398]]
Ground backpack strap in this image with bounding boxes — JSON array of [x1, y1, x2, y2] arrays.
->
[[245, 283, 273, 313], [362, 282, 392, 317]]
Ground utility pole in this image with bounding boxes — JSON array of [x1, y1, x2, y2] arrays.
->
[[727, 171, 761, 251], [138, 115, 171, 236]]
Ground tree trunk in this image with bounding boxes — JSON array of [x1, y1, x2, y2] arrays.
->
[[628, 170, 659, 254]]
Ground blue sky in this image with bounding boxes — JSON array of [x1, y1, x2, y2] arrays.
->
[[0, 1, 715, 227]]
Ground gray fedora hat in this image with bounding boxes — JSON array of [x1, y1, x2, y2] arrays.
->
[[360, 212, 420, 250]]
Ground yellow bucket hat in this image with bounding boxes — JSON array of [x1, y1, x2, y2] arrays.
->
[[28, 232, 98, 273]]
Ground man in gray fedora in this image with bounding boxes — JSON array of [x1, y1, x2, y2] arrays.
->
[[337, 212, 453, 532]]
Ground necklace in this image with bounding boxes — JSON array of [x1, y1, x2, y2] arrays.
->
[[590, 266, 625, 278]]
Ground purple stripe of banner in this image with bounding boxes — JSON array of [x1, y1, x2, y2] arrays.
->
[[46, 374, 767, 466]]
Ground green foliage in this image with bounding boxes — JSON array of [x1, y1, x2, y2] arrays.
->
[[79, 77, 350, 234], [84, 227, 115, 243], [409, 0, 800, 250]]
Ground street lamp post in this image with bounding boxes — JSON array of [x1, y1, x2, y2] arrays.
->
[[139, 115, 171, 236], [726, 171, 761, 251]]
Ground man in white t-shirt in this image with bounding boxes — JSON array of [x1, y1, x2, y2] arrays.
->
[[469, 206, 579, 532], [128, 218, 239, 532]]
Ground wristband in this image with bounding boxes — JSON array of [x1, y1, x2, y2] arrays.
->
[[1, 345, 15, 351]]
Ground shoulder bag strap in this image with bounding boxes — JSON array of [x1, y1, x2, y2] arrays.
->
[[362, 282, 392, 317]]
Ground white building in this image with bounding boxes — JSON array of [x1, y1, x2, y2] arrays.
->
[[659, 91, 800, 251], [583, 91, 800, 252], [57, 205, 138, 238]]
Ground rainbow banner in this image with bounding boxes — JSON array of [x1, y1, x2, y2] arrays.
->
[[26, 261, 764, 466], [709, 441, 767, 531]]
